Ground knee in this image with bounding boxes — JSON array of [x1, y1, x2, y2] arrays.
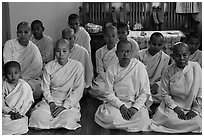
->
[[30, 109, 51, 122]]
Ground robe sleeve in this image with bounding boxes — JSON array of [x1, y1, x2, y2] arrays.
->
[[42, 65, 55, 103], [43, 38, 54, 63], [191, 64, 202, 114], [161, 70, 177, 109], [106, 68, 124, 109], [85, 34, 91, 55], [84, 51, 94, 88], [3, 40, 13, 63], [132, 65, 149, 110], [95, 49, 106, 80], [63, 66, 84, 109], [2, 89, 12, 114]]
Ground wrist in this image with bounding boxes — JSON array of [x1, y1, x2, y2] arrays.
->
[[119, 104, 125, 110], [131, 107, 138, 111], [49, 102, 55, 107], [8, 111, 14, 115]]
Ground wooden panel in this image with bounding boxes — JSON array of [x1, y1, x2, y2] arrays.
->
[[82, 2, 193, 30]]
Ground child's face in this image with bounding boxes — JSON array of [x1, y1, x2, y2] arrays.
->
[[104, 29, 118, 49], [187, 37, 200, 54], [68, 19, 80, 32], [31, 23, 43, 40], [55, 42, 70, 65], [149, 37, 164, 55], [6, 67, 21, 85], [116, 42, 133, 67], [118, 27, 128, 40], [17, 24, 31, 46], [173, 45, 190, 68]]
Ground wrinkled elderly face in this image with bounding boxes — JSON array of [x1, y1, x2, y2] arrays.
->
[[173, 44, 190, 68]]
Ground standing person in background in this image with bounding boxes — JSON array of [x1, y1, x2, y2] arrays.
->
[[2, 61, 34, 135], [62, 27, 93, 90], [149, 42, 202, 133], [89, 25, 119, 101], [31, 20, 54, 65], [29, 39, 84, 130], [3, 21, 43, 100], [68, 14, 91, 55], [117, 22, 140, 57]]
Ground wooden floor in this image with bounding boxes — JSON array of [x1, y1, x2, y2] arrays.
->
[[26, 93, 202, 135]]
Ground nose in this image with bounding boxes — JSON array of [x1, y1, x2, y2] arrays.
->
[[11, 74, 16, 79], [180, 55, 184, 60], [59, 51, 64, 56]]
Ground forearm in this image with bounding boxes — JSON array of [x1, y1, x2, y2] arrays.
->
[[132, 92, 147, 110], [107, 93, 124, 109]]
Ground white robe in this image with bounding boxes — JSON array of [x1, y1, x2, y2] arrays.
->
[[137, 49, 170, 102], [90, 45, 118, 100], [29, 59, 84, 130], [149, 61, 202, 133], [30, 34, 54, 64], [189, 50, 202, 67], [69, 44, 93, 88], [3, 39, 43, 99], [95, 58, 152, 132], [2, 79, 34, 135], [74, 26, 91, 55]]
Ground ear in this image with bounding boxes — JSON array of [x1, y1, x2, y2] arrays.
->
[[42, 27, 45, 31]]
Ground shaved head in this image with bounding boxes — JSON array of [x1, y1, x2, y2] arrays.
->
[[172, 42, 189, 54], [62, 27, 75, 38], [56, 38, 69, 49]]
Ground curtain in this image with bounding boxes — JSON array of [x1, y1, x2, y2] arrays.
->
[[176, 2, 199, 13]]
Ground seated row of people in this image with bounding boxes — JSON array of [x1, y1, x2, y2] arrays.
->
[[2, 14, 202, 134], [2, 39, 202, 134]]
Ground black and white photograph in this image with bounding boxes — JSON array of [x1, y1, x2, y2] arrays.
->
[[2, 1, 202, 135]]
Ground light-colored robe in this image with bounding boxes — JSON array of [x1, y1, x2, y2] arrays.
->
[[89, 45, 118, 100], [137, 49, 170, 102], [189, 50, 202, 67], [3, 39, 43, 99], [74, 26, 91, 55], [29, 59, 84, 130], [69, 44, 93, 88], [30, 34, 54, 64], [149, 61, 202, 133], [95, 58, 152, 132], [127, 37, 140, 58], [2, 79, 34, 135]]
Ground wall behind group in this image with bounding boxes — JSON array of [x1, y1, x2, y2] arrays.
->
[[9, 2, 82, 42]]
